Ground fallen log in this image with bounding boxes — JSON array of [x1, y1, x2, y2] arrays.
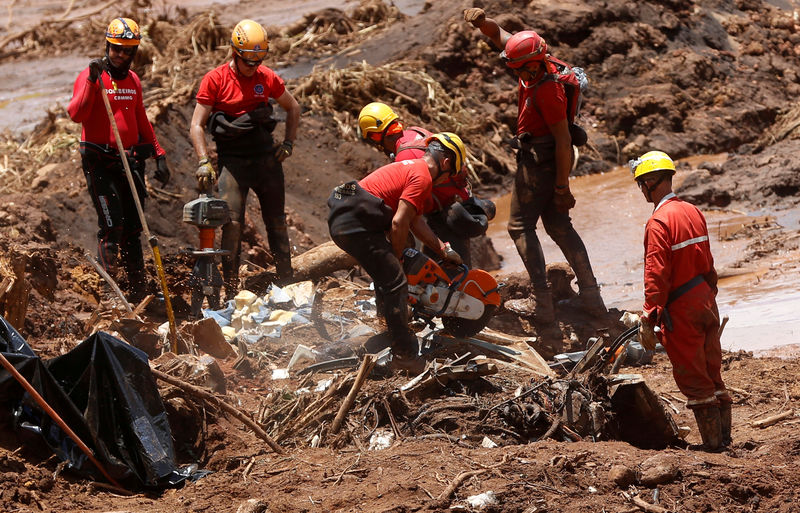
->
[[751, 409, 795, 429], [244, 241, 356, 293], [151, 368, 284, 455]]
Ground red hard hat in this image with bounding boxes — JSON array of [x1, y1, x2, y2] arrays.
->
[[501, 30, 548, 69]]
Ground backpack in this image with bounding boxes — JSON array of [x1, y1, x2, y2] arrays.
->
[[532, 56, 588, 122], [528, 56, 589, 146]]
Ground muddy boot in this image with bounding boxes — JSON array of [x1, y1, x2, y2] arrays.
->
[[579, 285, 607, 317], [220, 221, 243, 302], [692, 406, 723, 452], [388, 330, 425, 375], [505, 290, 556, 325], [719, 402, 732, 447]]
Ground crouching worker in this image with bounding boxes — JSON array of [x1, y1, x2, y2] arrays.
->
[[328, 133, 467, 369], [631, 151, 732, 451], [357, 102, 495, 265], [189, 19, 300, 300]]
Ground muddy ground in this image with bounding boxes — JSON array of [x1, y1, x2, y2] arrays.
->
[[2, 0, 800, 511]]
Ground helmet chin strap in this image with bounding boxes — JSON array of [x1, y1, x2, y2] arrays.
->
[[642, 174, 667, 202]]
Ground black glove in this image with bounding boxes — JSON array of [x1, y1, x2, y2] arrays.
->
[[88, 58, 106, 83], [275, 140, 293, 162], [154, 155, 170, 186]]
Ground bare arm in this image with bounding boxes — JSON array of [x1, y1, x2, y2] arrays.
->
[[464, 8, 512, 50], [550, 118, 573, 188], [190, 102, 213, 159], [390, 200, 417, 258], [275, 89, 300, 143], [409, 215, 445, 258]]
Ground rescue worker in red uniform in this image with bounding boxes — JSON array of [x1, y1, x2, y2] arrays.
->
[[190, 19, 301, 300], [631, 151, 731, 451], [328, 133, 466, 368], [357, 102, 495, 266], [464, 8, 606, 323], [68, 17, 171, 302]]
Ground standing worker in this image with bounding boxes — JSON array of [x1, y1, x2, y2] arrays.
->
[[328, 133, 466, 369], [190, 19, 300, 299], [68, 17, 171, 303], [357, 102, 495, 266], [464, 8, 605, 322], [631, 151, 731, 452]]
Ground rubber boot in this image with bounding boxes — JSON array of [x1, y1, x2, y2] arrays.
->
[[719, 402, 732, 447], [579, 285, 607, 317], [220, 221, 243, 302], [692, 406, 723, 452], [265, 216, 293, 282]]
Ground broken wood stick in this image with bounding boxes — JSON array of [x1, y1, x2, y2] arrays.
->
[[330, 354, 375, 435], [751, 409, 795, 429], [438, 468, 489, 500], [85, 252, 133, 314], [151, 368, 285, 455], [630, 495, 669, 513]]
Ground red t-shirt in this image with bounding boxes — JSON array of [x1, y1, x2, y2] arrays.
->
[[196, 62, 286, 117], [393, 127, 432, 161], [68, 68, 165, 156], [390, 127, 470, 214], [359, 159, 432, 215], [517, 78, 568, 137]]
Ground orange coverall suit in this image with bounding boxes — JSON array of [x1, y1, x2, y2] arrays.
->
[[643, 194, 731, 409]]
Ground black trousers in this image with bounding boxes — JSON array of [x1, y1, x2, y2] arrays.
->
[[217, 151, 291, 278], [507, 149, 598, 292], [328, 184, 417, 355], [80, 145, 147, 287]]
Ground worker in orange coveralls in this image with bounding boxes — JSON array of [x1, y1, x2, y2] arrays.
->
[[631, 151, 731, 452]]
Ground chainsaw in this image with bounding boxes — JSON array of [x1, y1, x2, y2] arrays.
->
[[402, 247, 501, 338]]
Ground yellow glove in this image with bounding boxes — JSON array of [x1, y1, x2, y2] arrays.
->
[[463, 8, 486, 27], [639, 316, 658, 351], [196, 158, 216, 191]]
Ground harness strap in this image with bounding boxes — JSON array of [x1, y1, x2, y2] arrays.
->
[[667, 274, 706, 306]]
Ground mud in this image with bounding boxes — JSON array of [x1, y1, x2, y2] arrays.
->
[[1, 0, 800, 511]]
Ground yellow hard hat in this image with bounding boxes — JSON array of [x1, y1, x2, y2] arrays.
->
[[358, 102, 399, 140], [630, 151, 676, 180], [106, 18, 141, 46], [426, 132, 467, 175], [231, 19, 269, 61]]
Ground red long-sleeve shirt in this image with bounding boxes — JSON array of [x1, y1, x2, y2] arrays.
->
[[68, 68, 165, 157], [643, 194, 718, 319]]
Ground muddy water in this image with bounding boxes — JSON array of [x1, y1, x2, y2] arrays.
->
[[485, 157, 800, 354], [0, 0, 427, 133]]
